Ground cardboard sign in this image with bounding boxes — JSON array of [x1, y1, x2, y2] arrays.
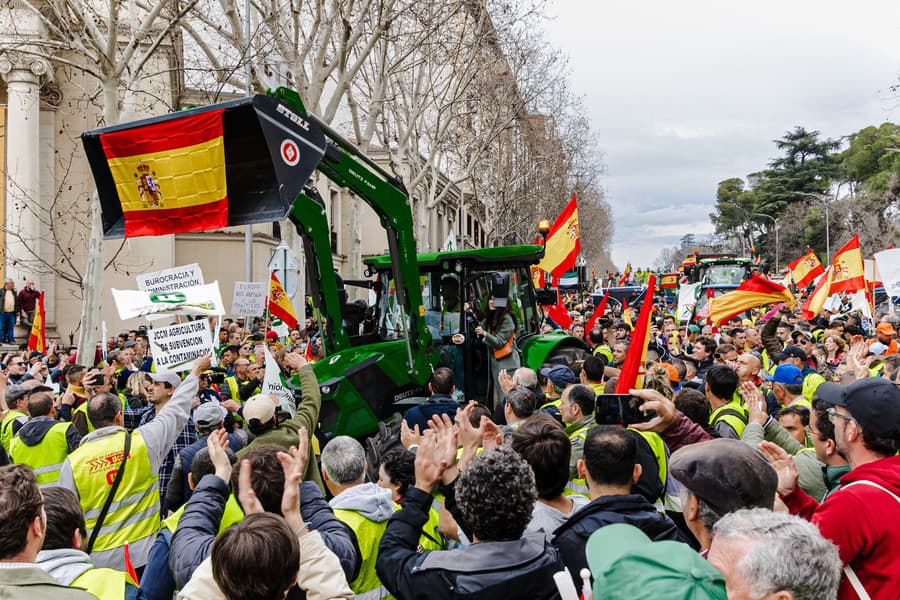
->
[[112, 281, 225, 320], [137, 263, 204, 293], [231, 282, 266, 317], [148, 319, 214, 373]]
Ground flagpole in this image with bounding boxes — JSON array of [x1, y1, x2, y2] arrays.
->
[[264, 271, 272, 334]]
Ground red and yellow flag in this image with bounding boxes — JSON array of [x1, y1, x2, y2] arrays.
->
[[26, 291, 45, 353], [788, 248, 825, 288], [615, 276, 656, 392], [100, 109, 228, 237], [802, 266, 833, 321], [268, 272, 298, 330], [537, 194, 580, 279], [828, 235, 865, 294], [708, 274, 794, 326], [659, 273, 678, 289], [618, 263, 632, 286]]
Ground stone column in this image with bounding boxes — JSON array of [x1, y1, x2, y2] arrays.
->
[[0, 53, 50, 285]]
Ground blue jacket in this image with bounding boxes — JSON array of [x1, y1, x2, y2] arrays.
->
[[168, 475, 358, 589], [404, 394, 460, 432]]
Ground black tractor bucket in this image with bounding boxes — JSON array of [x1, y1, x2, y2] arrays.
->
[[81, 94, 326, 238]]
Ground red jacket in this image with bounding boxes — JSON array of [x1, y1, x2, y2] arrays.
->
[[781, 455, 900, 600]]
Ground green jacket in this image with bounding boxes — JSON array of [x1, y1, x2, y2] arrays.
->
[[741, 421, 826, 501], [0, 565, 96, 600], [237, 364, 324, 490]]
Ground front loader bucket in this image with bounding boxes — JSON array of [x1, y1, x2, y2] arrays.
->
[[81, 94, 326, 238]]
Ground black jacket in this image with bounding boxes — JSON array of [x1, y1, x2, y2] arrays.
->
[[377, 486, 563, 600], [552, 493, 688, 586]]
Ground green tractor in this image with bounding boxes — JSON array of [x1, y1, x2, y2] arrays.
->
[[81, 87, 586, 444]]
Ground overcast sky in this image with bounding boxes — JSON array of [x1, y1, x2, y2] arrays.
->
[[543, 0, 900, 270]]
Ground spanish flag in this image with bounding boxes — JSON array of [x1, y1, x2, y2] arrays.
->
[[828, 235, 865, 294], [788, 248, 824, 288], [616, 275, 656, 392], [26, 291, 45, 353], [659, 273, 678, 289], [268, 272, 298, 330], [537, 194, 580, 279], [802, 266, 833, 321], [708, 274, 794, 326], [99, 109, 228, 237], [618, 263, 632, 286]]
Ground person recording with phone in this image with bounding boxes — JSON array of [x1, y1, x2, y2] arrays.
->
[[473, 273, 520, 408]]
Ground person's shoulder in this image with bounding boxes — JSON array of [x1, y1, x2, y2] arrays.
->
[[0, 566, 95, 598]]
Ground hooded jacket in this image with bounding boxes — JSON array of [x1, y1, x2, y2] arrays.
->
[[552, 492, 689, 587], [376, 486, 563, 600], [782, 454, 900, 600], [36, 548, 143, 599], [329, 482, 395, 522], [14, 416, 81, 453]]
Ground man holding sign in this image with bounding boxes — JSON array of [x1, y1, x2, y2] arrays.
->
[[237, 351, 324, 490]]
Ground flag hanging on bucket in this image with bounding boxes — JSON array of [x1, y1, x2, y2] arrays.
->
[[99, 109, 229, 237]]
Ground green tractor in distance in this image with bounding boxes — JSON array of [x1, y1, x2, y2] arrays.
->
[[359, 246, 591, 409], [81, 87, 586, 445]]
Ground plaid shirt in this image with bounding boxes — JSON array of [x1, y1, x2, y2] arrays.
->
[[123, 405, 197, 507]]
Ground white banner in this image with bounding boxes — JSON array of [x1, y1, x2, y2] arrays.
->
[[231, 282, 266, 317], [262, 345, 294, 415], [112, 282, 225, 321], [875, 248, 900, 298], [137, 263, 205, 294], [148, 319, 214, 373], [849, 290, 873, 319], [676, 283, 701, 323]]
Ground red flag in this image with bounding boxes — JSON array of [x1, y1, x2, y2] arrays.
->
[[124, 541, 140, 584], [615, 276, 656, 392], [547, 289, 572, 330], [708, 274, 794, 326], [585, 291, 609, 333], [536, 194, 580, 279]]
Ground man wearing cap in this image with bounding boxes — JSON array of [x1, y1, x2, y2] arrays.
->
[[766, 364, 809, 409], [57, 355, 209, 572], [761, 378, 900, 599], [868, 322, 898, 356], [585, 523, 726, 600], [8, 390, 80, 486], [777, 344, 816, 378], [669, 438, 777, 553], [237, 351, 324, 489], [537, 364, 577, 422], [121, 368, 198, 509]]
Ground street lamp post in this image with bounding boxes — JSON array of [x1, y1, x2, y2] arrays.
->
[[796, 192, 830, 263], [752, 213, 779, 273]]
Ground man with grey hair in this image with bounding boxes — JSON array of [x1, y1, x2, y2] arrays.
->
[[321, 435, 394, 599], [708, 508, 842, 600], [502, 386, 536, 432]]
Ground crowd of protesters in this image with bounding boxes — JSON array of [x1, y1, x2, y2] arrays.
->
[[0, 285, 898, 599]]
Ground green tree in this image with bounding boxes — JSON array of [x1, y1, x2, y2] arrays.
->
[[710, 177, 758, 252]]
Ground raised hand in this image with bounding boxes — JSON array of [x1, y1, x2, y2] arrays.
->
[[414, 430, 448, 494], [758, 441, 799, 496], [481, 417, 503, 453], [400, 420, 421, 450], [237, 459, 265, 515], [206, 429, 233, 482], [742, 381, 768, 425], [277, 427, 309, 536], [627, 388, 677, 434]]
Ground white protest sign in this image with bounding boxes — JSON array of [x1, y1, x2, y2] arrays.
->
[[231, 282, 266, 317], [148, 319, 214, 373], [137, 263, 204, 293], [875, 248, 900, 298], [112, 282, 225, 321], [262, 345, 295, 416], [676, 283, 701, 323]]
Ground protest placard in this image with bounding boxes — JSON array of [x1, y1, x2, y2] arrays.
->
[[148, 319, 214, 373], [875, 248, 900, 298], [262, 345, 295, 416], [112, 282, 225, 320], [676, 283, 701, 323], [232, 282, 266, 317], [137, 264, 204, 293]]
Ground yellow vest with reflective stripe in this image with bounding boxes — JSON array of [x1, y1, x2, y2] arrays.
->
[[333, 508, 392, 599], [709, 400, 749, 438], [224, 376, 240, 400], [71, 566, 136, 600], [540, 398, 561, 411], [69, 430, 160, 557], [74, 396, 128, 434], [564, 426, 590, 498], [0, 409, 27, 453], [162, 492, 244, 534], [629, 428, 668, 493], [9, 421, 71, 485]]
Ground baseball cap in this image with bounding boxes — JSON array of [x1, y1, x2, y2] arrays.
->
[[539, 365, 577, 388], [657, 361, 680, 385], [266, 330, 279, 341], [243, 394, 278, 425], [123, 340, 136, 348], [790, 330, 812, 342], [194, 402, 227, 427], [764, 364, 804, 385], [687, 324, 702, 334], [586, 523, 726, 600], [869, 342, 888, 356], [670, 439, 777, 517], [614, 320, 632, 332], [814, 379, 900, 437], [5, 384, 52, 404], [876, 322, 897, 336], [775, 345, 807, 362], [149, 372, 182, 387], [28, 350, 44, 360]]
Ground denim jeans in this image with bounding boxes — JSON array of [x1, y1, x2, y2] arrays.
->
[[0, 312, 15, 343]]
